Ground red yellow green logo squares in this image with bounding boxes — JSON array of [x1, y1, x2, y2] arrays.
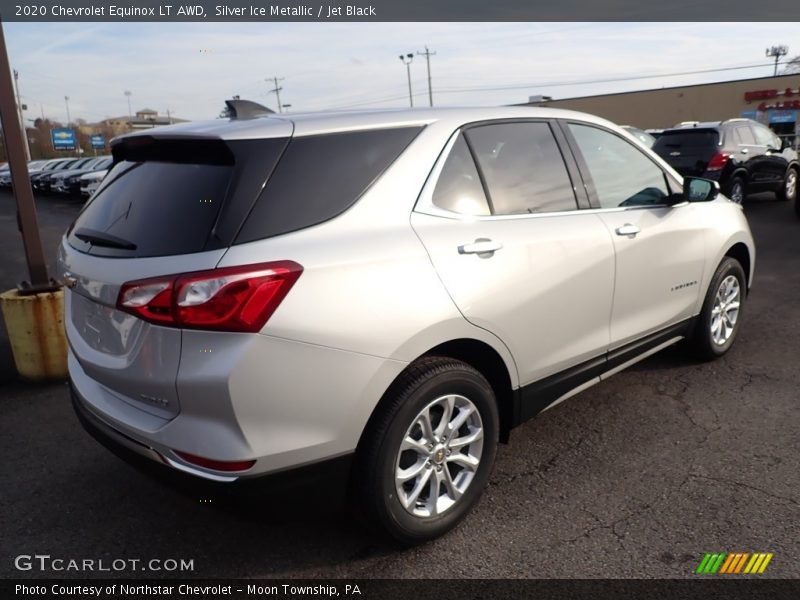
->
[[696, 552, 773, 574]]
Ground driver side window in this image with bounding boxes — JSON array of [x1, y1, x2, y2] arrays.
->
[[568, 123, 671, 209]]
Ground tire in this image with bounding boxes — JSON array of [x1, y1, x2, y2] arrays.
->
[[352, 356, 499, 545], [725, 176, 745, 204], [685, 257, 746, 360], [777, 167, 797, 203]]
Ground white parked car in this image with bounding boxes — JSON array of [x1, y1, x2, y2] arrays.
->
[[79, 169, 108, 198]]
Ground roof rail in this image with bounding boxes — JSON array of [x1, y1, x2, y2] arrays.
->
[[225, 98, 274, 119]]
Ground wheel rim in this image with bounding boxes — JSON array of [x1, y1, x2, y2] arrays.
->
[[710, 275, 741, 346], [730, 182, 744, 204], [787, 171, 797, 200], [394, 394, 484, 518]]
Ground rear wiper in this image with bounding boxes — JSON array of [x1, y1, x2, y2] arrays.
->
[[74, 228, 137, 250]]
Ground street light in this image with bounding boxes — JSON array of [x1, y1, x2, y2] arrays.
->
[[766, 45, 788, 76], [399, 53, 414, 108], [124, 90, 132, 124]]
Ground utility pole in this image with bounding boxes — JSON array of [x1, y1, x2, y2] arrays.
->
[[399, 53, 414, 108], [13, 69, 30, 160], [417, 46, 436, 107], [766, 45, 788, 76], [0, 22, 53, 291], [267, 77, 284, 113]]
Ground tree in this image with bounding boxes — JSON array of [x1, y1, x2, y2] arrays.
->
[[782, 54, 800, 74]]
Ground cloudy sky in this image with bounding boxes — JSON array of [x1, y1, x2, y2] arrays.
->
[[5, 22, 798, 124]]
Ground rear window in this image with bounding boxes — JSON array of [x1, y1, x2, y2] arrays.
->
[[68, 161, 233, 257], [68, 138, 288, 258], [235, 126, 422, 243], [653, 130, 720, 152]]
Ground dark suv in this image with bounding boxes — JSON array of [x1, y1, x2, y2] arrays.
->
[[653, 119, 798, 207]]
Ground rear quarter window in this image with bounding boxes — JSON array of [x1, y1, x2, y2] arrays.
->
[[235, 126, 422, 243]]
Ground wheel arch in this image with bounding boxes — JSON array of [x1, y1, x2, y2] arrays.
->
[[421, 339, 516, 443], [357, 338, 518, 454], [724, 242, 753, 293]]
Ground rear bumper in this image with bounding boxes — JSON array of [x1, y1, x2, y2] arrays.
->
[[71, 381, 354, 495], [67, 332, 406, 482]]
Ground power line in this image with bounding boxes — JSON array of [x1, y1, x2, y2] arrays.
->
[[433, 60, 796, 95]]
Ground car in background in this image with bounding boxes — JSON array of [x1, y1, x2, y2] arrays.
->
[[52, 157, 112, 196], [29, 158, 77, 190], [621, 125, 656, 148], [35, 158, 96, 193], [1, 159, 57, 188], [79, 167, 109, 198], [62, 106, 755, 544], [0, 162, 12, 187], [652, 119, 799, 205]]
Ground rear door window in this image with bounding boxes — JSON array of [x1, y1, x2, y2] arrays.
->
[[464, 122, 578, 214], [734, 126, 756, 145], [236, 127, 422, 243]]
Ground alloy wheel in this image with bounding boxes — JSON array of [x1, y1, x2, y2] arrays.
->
[[730, 181, 744, 204], [395, 394, 484, 518], [710, 275, 741, 346]]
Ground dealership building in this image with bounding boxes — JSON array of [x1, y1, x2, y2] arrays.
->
[[527, 73, 800, 146]]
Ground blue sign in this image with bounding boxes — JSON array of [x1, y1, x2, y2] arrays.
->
[[768, 110, 797, 124], [90, 134, 105, 149], [51, 128, 76, 151], [740, 110, 758, 120]]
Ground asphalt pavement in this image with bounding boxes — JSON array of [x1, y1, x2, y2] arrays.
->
[[0, 189, 798, 579]]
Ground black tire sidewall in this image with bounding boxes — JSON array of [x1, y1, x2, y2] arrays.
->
[[375, 366, 498, 544], [696, 258, 746, 357]]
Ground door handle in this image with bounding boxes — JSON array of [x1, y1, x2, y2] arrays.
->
[[458, 239, 503, 255], [615, 223, 640, 237], [741, 147, 749, 154]]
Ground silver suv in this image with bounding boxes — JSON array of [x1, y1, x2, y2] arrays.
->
[[60, 106, 755, 544]]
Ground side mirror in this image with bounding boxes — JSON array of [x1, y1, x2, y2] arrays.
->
[[683, 177, 719, 203]]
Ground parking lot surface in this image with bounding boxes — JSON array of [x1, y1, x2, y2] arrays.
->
[[1, 189, 798, 578]]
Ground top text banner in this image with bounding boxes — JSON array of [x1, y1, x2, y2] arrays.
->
[[3, 0, 800, 21]]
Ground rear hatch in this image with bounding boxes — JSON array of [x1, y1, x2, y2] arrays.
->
[[652, 129, 721, 176], [59, 126, 291, 419]]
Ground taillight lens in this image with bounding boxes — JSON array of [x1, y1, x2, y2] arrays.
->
[[706, 152, 731, 171], [117, 261, 302, 332]]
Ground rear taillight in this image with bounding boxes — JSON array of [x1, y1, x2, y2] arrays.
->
[[117, 261, 302, 332], [706, 152, 731, 171]]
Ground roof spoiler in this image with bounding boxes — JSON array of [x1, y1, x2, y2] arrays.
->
[[225, 98, 275, 119]]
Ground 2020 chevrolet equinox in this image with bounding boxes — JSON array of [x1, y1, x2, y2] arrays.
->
[[60, 106, 755, 544]]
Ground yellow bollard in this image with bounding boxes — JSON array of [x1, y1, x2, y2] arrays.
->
[[0, 287, 67, 381]]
